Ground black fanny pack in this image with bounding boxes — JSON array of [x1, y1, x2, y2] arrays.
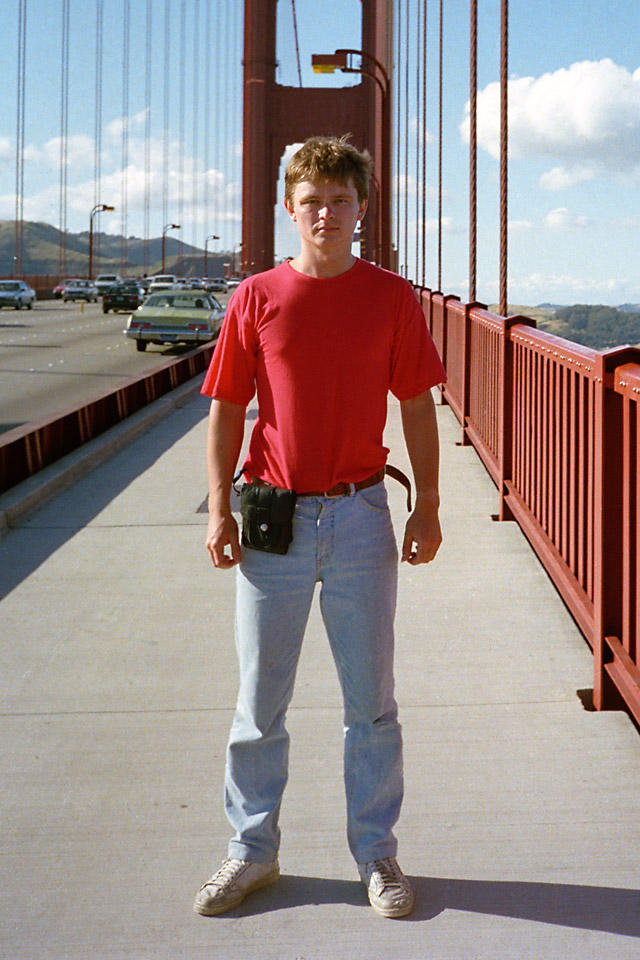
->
[[240, 483, 297, 555]]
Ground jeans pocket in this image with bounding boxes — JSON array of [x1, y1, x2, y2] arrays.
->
[[355, 481, 389, 514]]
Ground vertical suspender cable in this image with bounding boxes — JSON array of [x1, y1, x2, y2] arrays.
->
[[58, 0, 70, 277], [203, 0, 211, 258], [291, 0, 303, 87], [15, 0, 27, 277], [177, 0, 186, 276], [163, 0, 171, 259], [403, 0, 409, 278], [394, 0, 402, 268], [469, 0, 478, 302], [120, 0, 130, 273], [143, 0, 152, 273], [94, 0, 104, 277], [421, 0, 427, 287], [499, 0, 508, 316], [437, 0, 443, 292], [214, 0, 222, 257], [191, 0, 200, 258], [415, 0, 422, 285]]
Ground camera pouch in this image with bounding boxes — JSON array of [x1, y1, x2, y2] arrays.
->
[[240, 483, 297, 555]]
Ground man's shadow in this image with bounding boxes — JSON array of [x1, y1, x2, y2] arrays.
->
[[206, 873, 640, 937]]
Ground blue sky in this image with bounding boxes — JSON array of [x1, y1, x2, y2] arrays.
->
[[1, 0, 639, 305]]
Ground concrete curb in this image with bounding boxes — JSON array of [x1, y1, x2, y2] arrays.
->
[[0, 374, 206, 535]]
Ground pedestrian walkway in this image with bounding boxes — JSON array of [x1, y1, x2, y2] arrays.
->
[[1, 381, 639, 960]]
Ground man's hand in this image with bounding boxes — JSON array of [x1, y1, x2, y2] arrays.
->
[[206, 510, 242, 569], [401, 500, 442, 565]]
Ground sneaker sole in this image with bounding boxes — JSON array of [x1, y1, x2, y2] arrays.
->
[[368, 895, 414, 919], [193, 867, 280, 917]]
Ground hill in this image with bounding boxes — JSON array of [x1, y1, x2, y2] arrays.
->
[[489, 302, 640, 349], [0, 220, 234, 277]]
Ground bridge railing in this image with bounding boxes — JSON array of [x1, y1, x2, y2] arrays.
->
[[420, 287, 640, 725]]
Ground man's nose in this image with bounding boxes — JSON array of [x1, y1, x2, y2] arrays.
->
[[318, 202, 335, 218]]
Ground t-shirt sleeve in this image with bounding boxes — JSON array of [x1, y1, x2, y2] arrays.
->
[[389, 283, 446, 400], [201, 286, 258, 405]]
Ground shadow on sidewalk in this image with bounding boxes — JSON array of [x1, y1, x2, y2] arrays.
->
[[203, 873, 640, 937], [0, 402, 208, 601]]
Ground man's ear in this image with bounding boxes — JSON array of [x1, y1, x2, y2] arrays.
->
[[284, 197, 296, 222], [358, 198, 368, 221]]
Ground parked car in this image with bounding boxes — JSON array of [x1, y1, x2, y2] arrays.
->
[[102, 282, 145, 314], [63, 280, 99, 302], [226, 276, 242, 288], [148, 274, 177, 292], [95, 273, 122, 295], [124, 289, 225, 351], [0, 280, 36, 309], [53, 279, 74, 299]]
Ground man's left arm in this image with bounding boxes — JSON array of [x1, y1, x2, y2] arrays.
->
[[399, 388, 442, 565]]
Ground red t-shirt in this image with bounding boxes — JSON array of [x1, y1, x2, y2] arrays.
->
[[201, 259, 446, 492]]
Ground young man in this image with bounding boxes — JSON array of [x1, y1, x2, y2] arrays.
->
[[194, 136, 446, 919]]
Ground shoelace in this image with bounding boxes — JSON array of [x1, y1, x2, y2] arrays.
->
[[206, 858, 247, 889], [369, 858, 405, 889]]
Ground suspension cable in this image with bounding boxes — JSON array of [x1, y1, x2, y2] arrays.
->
[[469, 0, 478, 302], [94, 0, 104, 277], [394, 0, 402, 270], [499, 0, 509, 316], [291, 0, 303, 87], [144, 0, 152, 274], [437, 0, 443, 292], [120, 0, 130, 273], [15, 0, 27, 277], [163, 0, 171, 249], [59, 0, 70, 276], [177, 0, 186, 276], [421, 0, 427, 287], [191, 0, 200, 258]]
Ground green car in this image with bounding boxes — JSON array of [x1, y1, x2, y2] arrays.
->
[[124, 289, 226, 352]]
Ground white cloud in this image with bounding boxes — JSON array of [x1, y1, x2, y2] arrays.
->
[[544, 207, 590, 230], [461, 58, 640, 184]]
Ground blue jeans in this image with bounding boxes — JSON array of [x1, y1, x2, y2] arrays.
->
[[225, 481, 403, 864]]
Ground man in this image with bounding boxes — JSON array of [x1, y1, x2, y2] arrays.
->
[[194, 136, 446, 919]]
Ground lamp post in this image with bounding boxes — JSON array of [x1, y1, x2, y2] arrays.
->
[[204, 234, 219, 278], [311, 48, 391, 269], [162, 223, 180, 273], [89, 203, 114, 280]]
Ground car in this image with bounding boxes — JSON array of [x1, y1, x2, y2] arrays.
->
[[63, 279, 99, 302], [124, 288, 225, 351], [226, 276, 243, 288], [102, 282, 146, 314], [95, 273, 122, 295], [205, 277, 228, 292], [0, 280, 36, 309], [148, 274, 177, 292], [53, 279, 74, 299]]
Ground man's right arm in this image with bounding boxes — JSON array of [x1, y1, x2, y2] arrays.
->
[[205, 397, 247, 569]]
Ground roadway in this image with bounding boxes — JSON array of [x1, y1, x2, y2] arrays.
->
[[0, 293, 229, 434]]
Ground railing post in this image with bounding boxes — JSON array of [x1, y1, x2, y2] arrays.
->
[[499, 315, 535, 522], [593, 347, 640, 710]]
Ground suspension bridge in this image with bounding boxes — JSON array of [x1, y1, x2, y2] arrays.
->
[[1, 3, 640, 957]]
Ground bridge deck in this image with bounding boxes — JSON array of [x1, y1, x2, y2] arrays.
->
[[1, 383, 639, 959]]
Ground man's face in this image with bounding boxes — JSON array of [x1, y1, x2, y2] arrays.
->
[[285, 178, 367, 251]]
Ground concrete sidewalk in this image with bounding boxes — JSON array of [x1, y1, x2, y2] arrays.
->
[[1, 383, 639, 960]]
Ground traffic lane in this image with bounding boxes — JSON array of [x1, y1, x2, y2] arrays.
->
[[0, 297, 228, 432]]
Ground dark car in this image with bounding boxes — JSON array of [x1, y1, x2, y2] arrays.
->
[[102, 282, 145, 314]]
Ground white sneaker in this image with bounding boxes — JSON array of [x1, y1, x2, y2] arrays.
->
[[357, 857, 414, 918], [193, 858, 280, 916]]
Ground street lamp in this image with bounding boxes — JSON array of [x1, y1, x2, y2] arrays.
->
[[311, 48, 391, 269], [162, 223, 180, 273], [204, 234, 219, 278], [88, 203, 114, 280]]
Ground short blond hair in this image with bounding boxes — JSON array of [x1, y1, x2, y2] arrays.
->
[[284, 135, 372, 204]]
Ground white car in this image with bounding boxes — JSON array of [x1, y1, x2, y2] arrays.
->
[[148, 274, 177, 292], [95, 273, 121, 295]]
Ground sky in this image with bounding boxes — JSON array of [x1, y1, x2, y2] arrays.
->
[[1, 0, 639, 305]]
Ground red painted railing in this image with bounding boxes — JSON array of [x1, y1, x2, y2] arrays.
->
[[420, 288, 640, 724], [0, 342, 215, 496]]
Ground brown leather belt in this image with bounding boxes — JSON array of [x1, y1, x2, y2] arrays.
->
[[297, 468, 385, 499]]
